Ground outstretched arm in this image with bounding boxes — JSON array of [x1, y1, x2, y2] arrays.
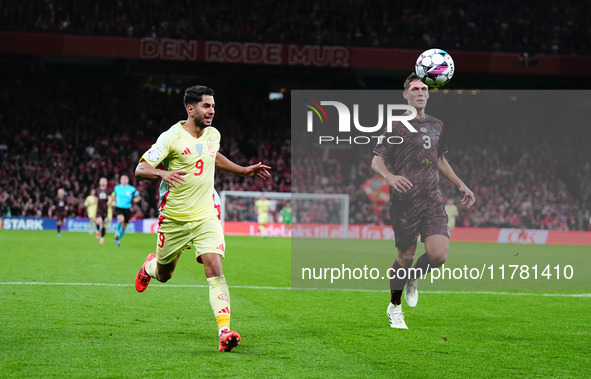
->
[[371, 155, 413, 193], [437, 155, 475, 207], [215, 152, 271, 179], [135, 160, 187, 188]]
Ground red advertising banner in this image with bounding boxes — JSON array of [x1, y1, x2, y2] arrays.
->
[[2, 32, 590, 76], [223, 222, 591, 245], [546, 230, 591, 245], [448, 227, 501, 243], [224, 221, 291, 237]]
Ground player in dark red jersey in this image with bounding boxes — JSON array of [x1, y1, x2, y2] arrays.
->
[[372, 73, 475, 329], [52, 188, 68, 237], [95, 177, 113, 245]]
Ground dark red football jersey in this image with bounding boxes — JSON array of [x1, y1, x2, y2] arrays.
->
[[373, 114, 448, 203], [96, 187, 112, 214], [54, 196, 66, 211]]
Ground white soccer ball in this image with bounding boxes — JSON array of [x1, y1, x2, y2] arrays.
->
[[415, 48, 455, 88]]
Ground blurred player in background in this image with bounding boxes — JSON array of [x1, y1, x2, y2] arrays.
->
[[254, 194, 271, 237], [53, 188, 67, 237], [134, 85, 270, 352], [280, 201, 292, 235], [95, 177, 113, 245], [84, 189, 98, 234], [372, 73, 475, 329], [444, 199, 459, 236], [112, 175, 141, 247], [518, 201, 530, 244]]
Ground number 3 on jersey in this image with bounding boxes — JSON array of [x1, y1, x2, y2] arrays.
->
[[195, 159, 204, 176], [422, 135, 431, 149]]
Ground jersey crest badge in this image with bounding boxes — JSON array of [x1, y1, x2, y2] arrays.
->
[[207, 138, 216, 155], [195, 143, 203, 155]]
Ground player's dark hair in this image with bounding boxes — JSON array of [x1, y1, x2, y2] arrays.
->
[[183, 85, 215, 107], [403, 73, 421, 90]]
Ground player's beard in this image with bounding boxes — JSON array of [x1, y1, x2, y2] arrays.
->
[[194, 114, 211, 128]]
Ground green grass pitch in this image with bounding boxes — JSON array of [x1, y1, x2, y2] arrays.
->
[[1, 230, 590, 377]]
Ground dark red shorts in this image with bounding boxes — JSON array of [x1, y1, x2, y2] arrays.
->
[[96, 206, 108, 220], [389, 199, 449, 249], [56, 210, 66, 222]]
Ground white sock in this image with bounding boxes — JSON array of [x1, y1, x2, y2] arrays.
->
[[145, 258, 158, 279]]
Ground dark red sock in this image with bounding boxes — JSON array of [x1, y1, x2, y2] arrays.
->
[[390, 290, 403, 305], [412, 253, 433, 279], [57, 225, 61, 233], [101, 227, 106, 237], [389, 260, 408, 304]]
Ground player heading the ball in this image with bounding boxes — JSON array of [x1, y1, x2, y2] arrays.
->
[[372, 72, 474, 329]]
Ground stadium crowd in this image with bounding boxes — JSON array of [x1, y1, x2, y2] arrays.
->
[[291, 93, 591, 231], [1, 0, 590, 55], [2, 78, 590, 230], [0, 78, 291, 221], [1, 77, 590, 230], [292, 150, 590, 231]]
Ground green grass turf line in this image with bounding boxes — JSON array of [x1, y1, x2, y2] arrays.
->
[[292, 238, 591, 291], [0, 230, 590, 377]]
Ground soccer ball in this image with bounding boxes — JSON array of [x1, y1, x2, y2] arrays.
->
[[415, 49, 455, 88]]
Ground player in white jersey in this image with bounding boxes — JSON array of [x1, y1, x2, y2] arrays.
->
[[134, 85, 270, 352]]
